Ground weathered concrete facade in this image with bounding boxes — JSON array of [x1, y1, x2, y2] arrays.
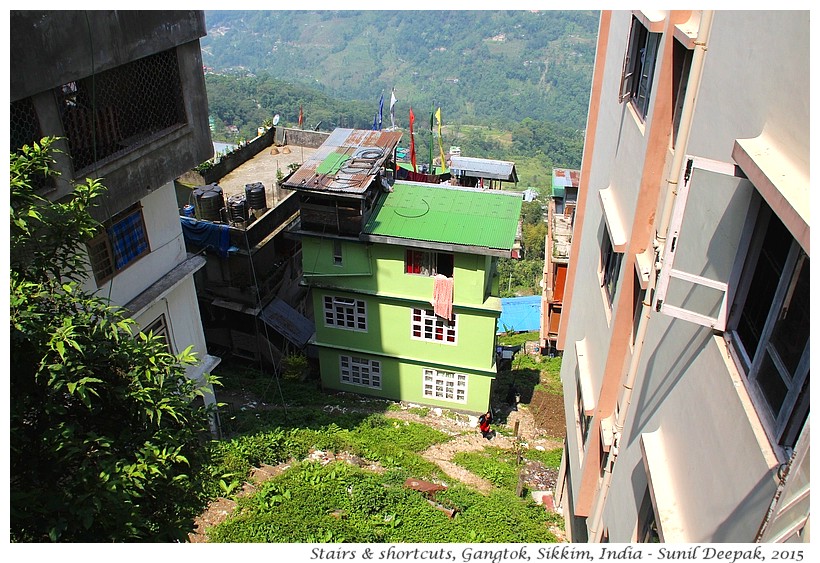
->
[[11, 10, 220, 421]]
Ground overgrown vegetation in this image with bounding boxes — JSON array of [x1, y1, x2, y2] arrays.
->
[[198, 361, 563, 543], [10, 139, 217, 542]]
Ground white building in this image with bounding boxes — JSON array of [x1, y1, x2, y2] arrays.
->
[[11, 11, 221, 425], [553, 11, 809, 543]]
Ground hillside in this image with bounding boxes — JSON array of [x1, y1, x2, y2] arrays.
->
[[201, 10, 599, 130]]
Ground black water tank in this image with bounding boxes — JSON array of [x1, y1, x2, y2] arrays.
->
[[227, 194, 249, 223], [244, 182, 267, 210], [193, 183, 225, 222]]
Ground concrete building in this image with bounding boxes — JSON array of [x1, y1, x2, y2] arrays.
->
[[554, 11, 809, 542], [284, 128, 522, 413], [177, 128, 320, 367], [540, 168, 581, 355], [10, 11, 221, 418]]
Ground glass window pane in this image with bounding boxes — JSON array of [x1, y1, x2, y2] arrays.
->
[[769, 254, 809, 375]]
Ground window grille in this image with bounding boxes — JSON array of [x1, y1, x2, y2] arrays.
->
[[10, 97, 51, 192], [56, 48, 186, 172], [422, 369, 467, 403], [87, 204, 150, 285], [323, 295, 367, 331], [10, 97, 41, 153], [339, 355, 381, 389], [411, 308, 457, 344], [143, 314, 173, 354]]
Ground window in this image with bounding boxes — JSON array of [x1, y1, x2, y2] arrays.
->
[[577, 377, 592, 446], [332, 239, 343, 266], [728, 202, 809, 448], [405, 249, 454, 277], [411, 308, 457, 344], [637, 486, 660, 543], [56, 48, 186, 172], [671, 38, 694, 144], [87, 204, 150, 285], [632, 269, 646, 345], [143, 314, 172, 354], [620, 15, 661, 121], [340, 355, 381, 389], [423, 369, 467, 403], [600, 229, 623, 306], [323, 295, 367, 331]]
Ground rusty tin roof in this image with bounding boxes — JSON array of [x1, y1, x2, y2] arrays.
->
[[282, 128, 402, 196]]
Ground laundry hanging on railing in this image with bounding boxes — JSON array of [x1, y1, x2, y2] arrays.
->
[[431, 274, 454, 321]]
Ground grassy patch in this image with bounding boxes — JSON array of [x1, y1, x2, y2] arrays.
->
[[209, 461, 558, 543], [452, 447, 522, 490]]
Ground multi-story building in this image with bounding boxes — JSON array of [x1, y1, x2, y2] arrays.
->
[[554, 11, 809, 542], [540, 167, 580, 355], [284, 128, 522, 413], [10, 11, 221, 421]]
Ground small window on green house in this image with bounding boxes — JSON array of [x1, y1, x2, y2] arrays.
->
[[405, 249, 454, 277]]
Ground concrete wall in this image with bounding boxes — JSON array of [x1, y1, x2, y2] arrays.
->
[[559, 10, 809, 542], [10, 11, 213, 217]]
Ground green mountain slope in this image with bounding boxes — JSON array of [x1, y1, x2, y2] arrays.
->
[[201, 10, 599, 130]]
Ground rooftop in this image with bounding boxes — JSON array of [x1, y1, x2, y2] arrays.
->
[[281, 128, 402, 196], [450, 155, 518, 182], [361, 181, 522, 256], [216, 142, 317, 203]]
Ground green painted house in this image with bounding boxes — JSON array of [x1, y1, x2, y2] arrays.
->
[[284, 129, 522, 413]]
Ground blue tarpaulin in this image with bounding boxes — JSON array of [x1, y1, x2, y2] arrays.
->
[[497, 295, 541, 334]]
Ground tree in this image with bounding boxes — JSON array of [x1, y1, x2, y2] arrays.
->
[[10, 138, 217, 542]]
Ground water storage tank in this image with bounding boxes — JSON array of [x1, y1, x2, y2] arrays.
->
[[227, 194, 249, 223], [244, 182, 267, 210], [192, 183, 225, 222]]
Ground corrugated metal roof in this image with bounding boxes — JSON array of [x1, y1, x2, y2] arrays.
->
[[259, 298, 314, 348], [361, 182, 522, 252], [450, 156, 518, 181], [282, 128, 402, 195], [552, 167, 581, 189]]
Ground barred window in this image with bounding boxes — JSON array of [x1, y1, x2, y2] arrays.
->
[[10, 97, 42, 153], [423, 369, 467, 403], [56, 48, 186, 172], [323, 295, 367, 331], [411, 308, 457, 344], [339, 355, 381, 389], [87, 204, 150, 285], [11, 98, 51, 192], [142, 314, 173, 354]]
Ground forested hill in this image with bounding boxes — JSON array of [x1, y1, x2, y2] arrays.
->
[[201, 10, 599, 130]]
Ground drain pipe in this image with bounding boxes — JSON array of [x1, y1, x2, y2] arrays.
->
[[587, 10, 714, 542]]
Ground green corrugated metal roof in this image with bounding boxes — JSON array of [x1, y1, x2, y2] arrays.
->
[[362, 182, 522, 251]]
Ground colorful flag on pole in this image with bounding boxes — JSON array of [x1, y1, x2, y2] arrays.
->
[[436, 107, 448, 173], [373, 92, 384, 131], [429, 103, 435, 170], [409, 106, 417, 173], [389, 88, 397, 129], [298, 105, 303, 129]]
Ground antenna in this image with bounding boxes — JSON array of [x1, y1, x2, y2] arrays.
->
[[272, 114, 280, 126]]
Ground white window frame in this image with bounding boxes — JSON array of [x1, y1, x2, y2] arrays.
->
[[339, 355, 381, 389], [411, 308, 457, 344], [725, 200, 809, 448], [655, 156, 755, 330], [656, 155, 809, 449], [422, 368, 467, 403], [323, 295, 367, 331]]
